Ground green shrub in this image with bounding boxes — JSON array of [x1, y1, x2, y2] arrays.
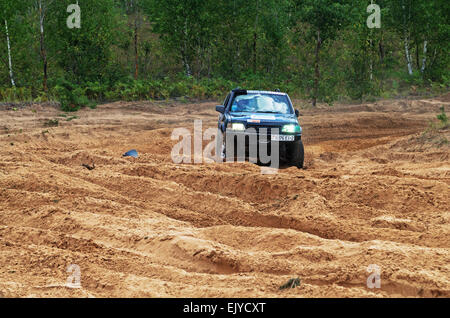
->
[[44, 119, 59, 127], [437, 106, 448, 129], [85, 81, 108, 101], [0, 87, 32, 102], [52, 79, 97, 111]]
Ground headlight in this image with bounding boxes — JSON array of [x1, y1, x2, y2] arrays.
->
[[282, 124, 301, 134], [231, 123, 245, 131]]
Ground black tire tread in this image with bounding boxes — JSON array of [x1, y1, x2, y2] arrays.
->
[[288, 139, 304, 168]]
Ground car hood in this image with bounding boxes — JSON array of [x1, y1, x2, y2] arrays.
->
[[229, 112, 299, 126]]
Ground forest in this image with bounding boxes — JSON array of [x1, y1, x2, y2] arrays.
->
[[0, 0, 448, 110]]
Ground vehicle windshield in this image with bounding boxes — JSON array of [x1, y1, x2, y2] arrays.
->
[[230, 93, 292, 114]]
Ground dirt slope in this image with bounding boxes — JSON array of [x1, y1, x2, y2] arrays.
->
[[0, 97, 448, 298]]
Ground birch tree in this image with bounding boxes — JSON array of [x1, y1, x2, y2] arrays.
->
[[4, 19, 14, 87], [0, 0, 23, 87], [402, 1, 413, 75]]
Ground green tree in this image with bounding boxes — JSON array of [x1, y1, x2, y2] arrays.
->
[[295, 0, 352, 106], [116, 0, 149, 79], [49, 0, 121, 84], [147, 0, 216, 77]]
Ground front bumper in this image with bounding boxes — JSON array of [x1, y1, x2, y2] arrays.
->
[[226, 129, 302, 144]]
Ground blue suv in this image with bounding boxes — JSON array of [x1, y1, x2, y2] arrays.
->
[[216, 89, 304, 168]]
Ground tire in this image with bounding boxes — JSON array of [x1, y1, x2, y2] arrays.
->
[[219, 129, 226, 160], [287, 139, 304, 168], [220, 132, 241, 162]]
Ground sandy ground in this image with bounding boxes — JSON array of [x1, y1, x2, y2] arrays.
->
[[0, 95, 449, 298]]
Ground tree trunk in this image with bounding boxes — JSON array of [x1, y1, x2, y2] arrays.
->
[[253, 32, 257, 73], [378, 38, 385, 65], [369, 39, 373, 81], [134, 18, 138, 80], [183, 57, 191, 77], [4, 19, 15, 87], [253, 0, 259, 73], [404, 36, 413, 75], [39, 0, 48, 93], [421, 40, 427, 73], [40, 32, 48, 93], [415, 41, 420, 69], [182, 17, 191, 77], [429, 47, 437, 69], [312, 30, 321, 107], [402, 2, 413, 75]]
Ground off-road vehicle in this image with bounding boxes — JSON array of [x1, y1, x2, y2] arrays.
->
[[216, 89, 304, 168]]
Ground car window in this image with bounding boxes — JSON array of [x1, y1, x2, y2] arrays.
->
[[231, 93, 292, 114]]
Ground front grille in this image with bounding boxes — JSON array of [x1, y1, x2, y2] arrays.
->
[[245, 124, 282, 135]]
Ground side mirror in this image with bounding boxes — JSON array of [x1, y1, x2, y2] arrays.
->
[[216, 105, 225, 114], [295, 109, 300, 117]]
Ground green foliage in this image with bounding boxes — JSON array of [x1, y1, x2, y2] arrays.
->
[[44, 119, 59, 127], [0, 0, 448, 106], [52, 79, 97, 111], [437, 107, 448, 128], [279, 277, 301, 290], [66, 115, 79, 121], [97, 77, 236, 101], [0, 87, 32, 102], [297, 0, 352, 41], [49, 0, 121, 84]]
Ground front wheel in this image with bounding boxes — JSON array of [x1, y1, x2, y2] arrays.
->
[[286, 139, 304, 169], [217, 128, 230, 162]]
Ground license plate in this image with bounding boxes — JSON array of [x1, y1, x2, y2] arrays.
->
[[271, 135, 294, 141]]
